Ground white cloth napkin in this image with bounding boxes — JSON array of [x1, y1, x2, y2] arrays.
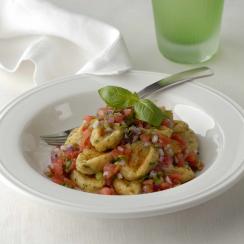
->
[[0, 0, 131, 84]]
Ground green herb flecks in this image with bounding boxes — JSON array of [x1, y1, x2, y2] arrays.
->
[[64, 160, 72, 173], [95, 172, 103, 180], [153, 175, 162, 185]]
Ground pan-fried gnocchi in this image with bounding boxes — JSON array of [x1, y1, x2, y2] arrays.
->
[[90, 126, 124, 152], [65, 127, 82, 145], [76, 148, 113, 175], [47, 100, 203, 195], [71, 170, 105, 192], [120, 142, 159, 181], [113, 178, 141, 195]]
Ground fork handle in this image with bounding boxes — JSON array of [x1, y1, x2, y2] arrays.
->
[[137, 66, 214, 99]]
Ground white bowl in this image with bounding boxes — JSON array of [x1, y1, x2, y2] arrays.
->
[[0, 70, 244, 219]]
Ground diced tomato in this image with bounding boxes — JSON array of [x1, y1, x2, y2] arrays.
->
[[84, 139, 91, 148], [111, 149, 120, 158], [186, 152, 197, 167], [83, 115, 95, 123], [52, 175, 64, 185], [140, 134, 151, 142], [161, 119, 173, 128], [52, 162, 63, 177], [142, 179, 154, 193], [168, 173, 182, 184], [186, 152, 197, 163], [174, 153, 185, 167], [72, 151, 80, 158], [82, 125, 88, 131], [99, 187, 116, 195], [159, 182, 172, 190], [172, 133, 186, 149], [143, 184, 153, 193], [97, 108, 106, 119], [144, 123, 151, 129], [124, 145, 132, 157], [70, 159, 76, 171], [79, 143, 85, 152], [103, 163, 120, 179], [153, 184, 162, 192], [63, 177, 77, 188], [80, 128, 92, 150], [135, 119, 144, 128], [158, 134, 172, 146], [114, 113, 124, 123], [83, 128, 92, 142], [123, 108, 133, 117], [65, 151, 79, 160], [55, 158, 64, 165], [111, 145, 131, 159], [162, 155, 173, 166], [143, 179, 154, 185], [52, 176, 76, 188]]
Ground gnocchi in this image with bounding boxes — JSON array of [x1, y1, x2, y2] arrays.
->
[[71, 170, 105, 192], [47, 95, 203, 195], [113, 178, 141, 195], [76, 148, 113, 175], [120, 142, 159, 181], [90, 127, 124, 152]]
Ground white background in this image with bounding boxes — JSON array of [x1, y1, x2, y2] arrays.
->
[[0, 0, 244, 243]]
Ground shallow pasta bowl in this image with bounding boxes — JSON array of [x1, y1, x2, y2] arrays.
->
[[0, 70, 244, 219]]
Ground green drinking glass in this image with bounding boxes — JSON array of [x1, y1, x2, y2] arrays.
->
[[152, 0, 224, 64]]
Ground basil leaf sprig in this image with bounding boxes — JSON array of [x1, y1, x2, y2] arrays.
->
[[98, 86, 169, 126], [134, 99, 168, 127], [98, 86, 139, 109]]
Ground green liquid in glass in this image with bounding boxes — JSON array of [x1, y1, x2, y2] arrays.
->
[[152, 0, 224, 63]]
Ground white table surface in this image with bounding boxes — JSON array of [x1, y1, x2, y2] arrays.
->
[[1, 0, 244, 243]]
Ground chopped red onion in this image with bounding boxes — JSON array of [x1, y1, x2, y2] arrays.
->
[[52, 147, 60, 153], [60, 145, 66, 151], [92, 120, 100, 128], [107, 117, 114, 123], [159, 148, 164, 157], [144, 142, 150, 147], [117, 173, 123, 179], [152, 134, 158, 143], [165, 145, 174, 156], [165, 176, 172, 184], [116, 159, 126, 166], [153, 184, 161, 191], [66, 144, 73, 149], [119, 160, 126, 166], [117, 146, 124, 152], [132, 135, 139, 142], [130, 125, 141, 134], [149, 170, 157, 178], [107, 110, 113, 115], [159, 156, 164, 162]]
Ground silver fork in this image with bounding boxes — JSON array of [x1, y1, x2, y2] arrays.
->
[[41, 66, 213, 146]]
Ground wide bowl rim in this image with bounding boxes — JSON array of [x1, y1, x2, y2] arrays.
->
[[0, 70, 244, 218]]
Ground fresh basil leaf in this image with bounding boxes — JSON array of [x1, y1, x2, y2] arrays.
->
[[134, 99, 168, 127], [98, 86, 139, 108]]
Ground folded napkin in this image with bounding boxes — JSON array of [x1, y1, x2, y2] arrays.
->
[[0, 0, 131, 84]]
